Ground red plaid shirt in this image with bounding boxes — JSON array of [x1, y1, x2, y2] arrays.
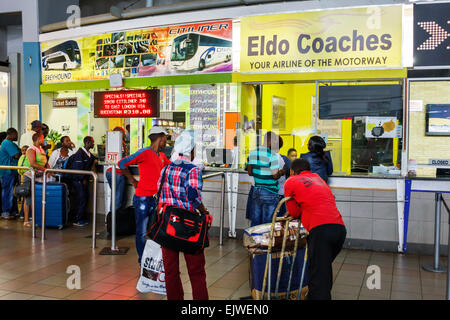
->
[[157, 156, 203, 212]]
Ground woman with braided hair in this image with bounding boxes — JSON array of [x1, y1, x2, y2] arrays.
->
[[300, 135, 333, 184]]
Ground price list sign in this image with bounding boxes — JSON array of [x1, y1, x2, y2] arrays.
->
[[94, 89, 160, 118]]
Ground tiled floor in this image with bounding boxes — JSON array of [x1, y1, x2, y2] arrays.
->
[[0, 218, 448, 300]]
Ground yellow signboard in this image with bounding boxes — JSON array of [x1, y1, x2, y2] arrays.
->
[[240, 6, 403, 73]]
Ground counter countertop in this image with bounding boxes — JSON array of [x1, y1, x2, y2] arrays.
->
[[96, 163, 450, 181]]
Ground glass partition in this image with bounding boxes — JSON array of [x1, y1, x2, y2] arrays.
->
[[240, 80, 404, 177], [408, 80, 450, 177]]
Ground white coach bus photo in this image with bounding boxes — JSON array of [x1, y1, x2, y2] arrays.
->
[[42, 40, 82, 71], [169, 33, 232, 72]]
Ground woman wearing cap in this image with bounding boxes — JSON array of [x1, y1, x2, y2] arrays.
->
[[118, 126, 171, 264], [157, 130, 210, 300]]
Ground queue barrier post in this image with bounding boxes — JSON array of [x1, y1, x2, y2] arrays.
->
[[99, 164, 129, 255], [439, 197, 450, 300], [202, 172, 226, 246], [41, 168, 97, 249], [422, 193, 447, 273], [0, 166, 36, 239]]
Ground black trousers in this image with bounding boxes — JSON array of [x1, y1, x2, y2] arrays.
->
[[71, 180, 88, 223], [306, 223, 347, 300]]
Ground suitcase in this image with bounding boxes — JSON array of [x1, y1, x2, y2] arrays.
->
[[106, 206, 136, 236], [34, 182, 69, 230]]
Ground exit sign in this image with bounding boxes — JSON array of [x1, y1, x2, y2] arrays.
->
[[107, 152, 119, 163], [93, 89, 160, 118]]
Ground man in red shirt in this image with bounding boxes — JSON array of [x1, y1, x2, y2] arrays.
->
[[118, 127, 171, 264], [284, 158, 346, 300]]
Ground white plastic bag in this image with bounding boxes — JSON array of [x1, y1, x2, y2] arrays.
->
[[136, 240, 166, 295]]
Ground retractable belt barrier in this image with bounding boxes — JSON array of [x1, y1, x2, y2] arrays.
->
[[0, 166, 36, 239], [42, 169, 98, 248], [100, 165, 129, 255], [422, 193, 448, 274], [104, 168, 226, 255], [438, 196, 450, 300], [202, 172, 226, 246]]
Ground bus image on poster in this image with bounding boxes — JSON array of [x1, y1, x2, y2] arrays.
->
[[41, 40, 81, 71], [169, 33, 231, 72]]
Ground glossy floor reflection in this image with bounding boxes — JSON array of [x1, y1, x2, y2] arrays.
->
[[0, 218, 447, 300]]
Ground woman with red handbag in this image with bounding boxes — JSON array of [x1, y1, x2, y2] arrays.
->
[[156, 130, 210, 300]]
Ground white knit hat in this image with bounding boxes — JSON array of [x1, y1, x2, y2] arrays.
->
[[173, 129, 196, 157]]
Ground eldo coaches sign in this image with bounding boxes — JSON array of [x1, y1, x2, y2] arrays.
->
[[93, 89, 160, 118], [240, 5, 402, 73]]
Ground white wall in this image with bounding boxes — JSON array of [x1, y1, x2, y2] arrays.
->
[[89, 111, 109, 154], [41, 92, 79, 146], [41, 91, 109, 151]]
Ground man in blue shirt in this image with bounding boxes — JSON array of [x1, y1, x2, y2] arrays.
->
[[0, 128, 21, 219], [66, 136, 97, 227], [246, 131, 285, 226]]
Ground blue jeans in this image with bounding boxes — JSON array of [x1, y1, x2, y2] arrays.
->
[[1, 175, 18, 218], [106, 172, 126, 212], [278, 194, 287, 216], [245, 185, 255, 221], [250, 187, 280, 227], [133, 195, 156, 264]]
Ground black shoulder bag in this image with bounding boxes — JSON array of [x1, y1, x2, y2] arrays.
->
[[147, 165, 212, 254]]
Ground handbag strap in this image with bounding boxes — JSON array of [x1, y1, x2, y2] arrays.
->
[[154, 165, 169, 206]]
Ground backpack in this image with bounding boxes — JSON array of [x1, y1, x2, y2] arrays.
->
[[61, 153, 77, 180], [106, 206, 136, 236], [63, 153, 75, 170]]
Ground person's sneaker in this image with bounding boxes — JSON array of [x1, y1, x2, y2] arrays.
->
[[3, 216, 15, 220], [19, 216, 24, 220], [73, 220, 88, 227]]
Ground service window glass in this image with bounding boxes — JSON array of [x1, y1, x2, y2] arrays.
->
[[408, 80, 450, 177]]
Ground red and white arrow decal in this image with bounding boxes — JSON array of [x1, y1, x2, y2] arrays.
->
[[417, 21, 450, 50]]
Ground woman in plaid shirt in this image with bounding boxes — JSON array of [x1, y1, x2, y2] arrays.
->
[[157, 130, 210, 300]]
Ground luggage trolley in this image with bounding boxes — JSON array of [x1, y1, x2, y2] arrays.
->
[[244, 197, 309, 300]]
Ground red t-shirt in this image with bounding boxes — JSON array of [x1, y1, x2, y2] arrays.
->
[[284, 171, 344, 232], [118, 147, 170, 197]]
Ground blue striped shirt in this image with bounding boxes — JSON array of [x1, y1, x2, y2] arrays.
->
[[247, 146, 279, 194]]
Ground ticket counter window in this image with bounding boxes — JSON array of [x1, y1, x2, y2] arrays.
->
[[240, 81, 404, 177], [408, 80, 450, 178], [318, 83, 403, 175]]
